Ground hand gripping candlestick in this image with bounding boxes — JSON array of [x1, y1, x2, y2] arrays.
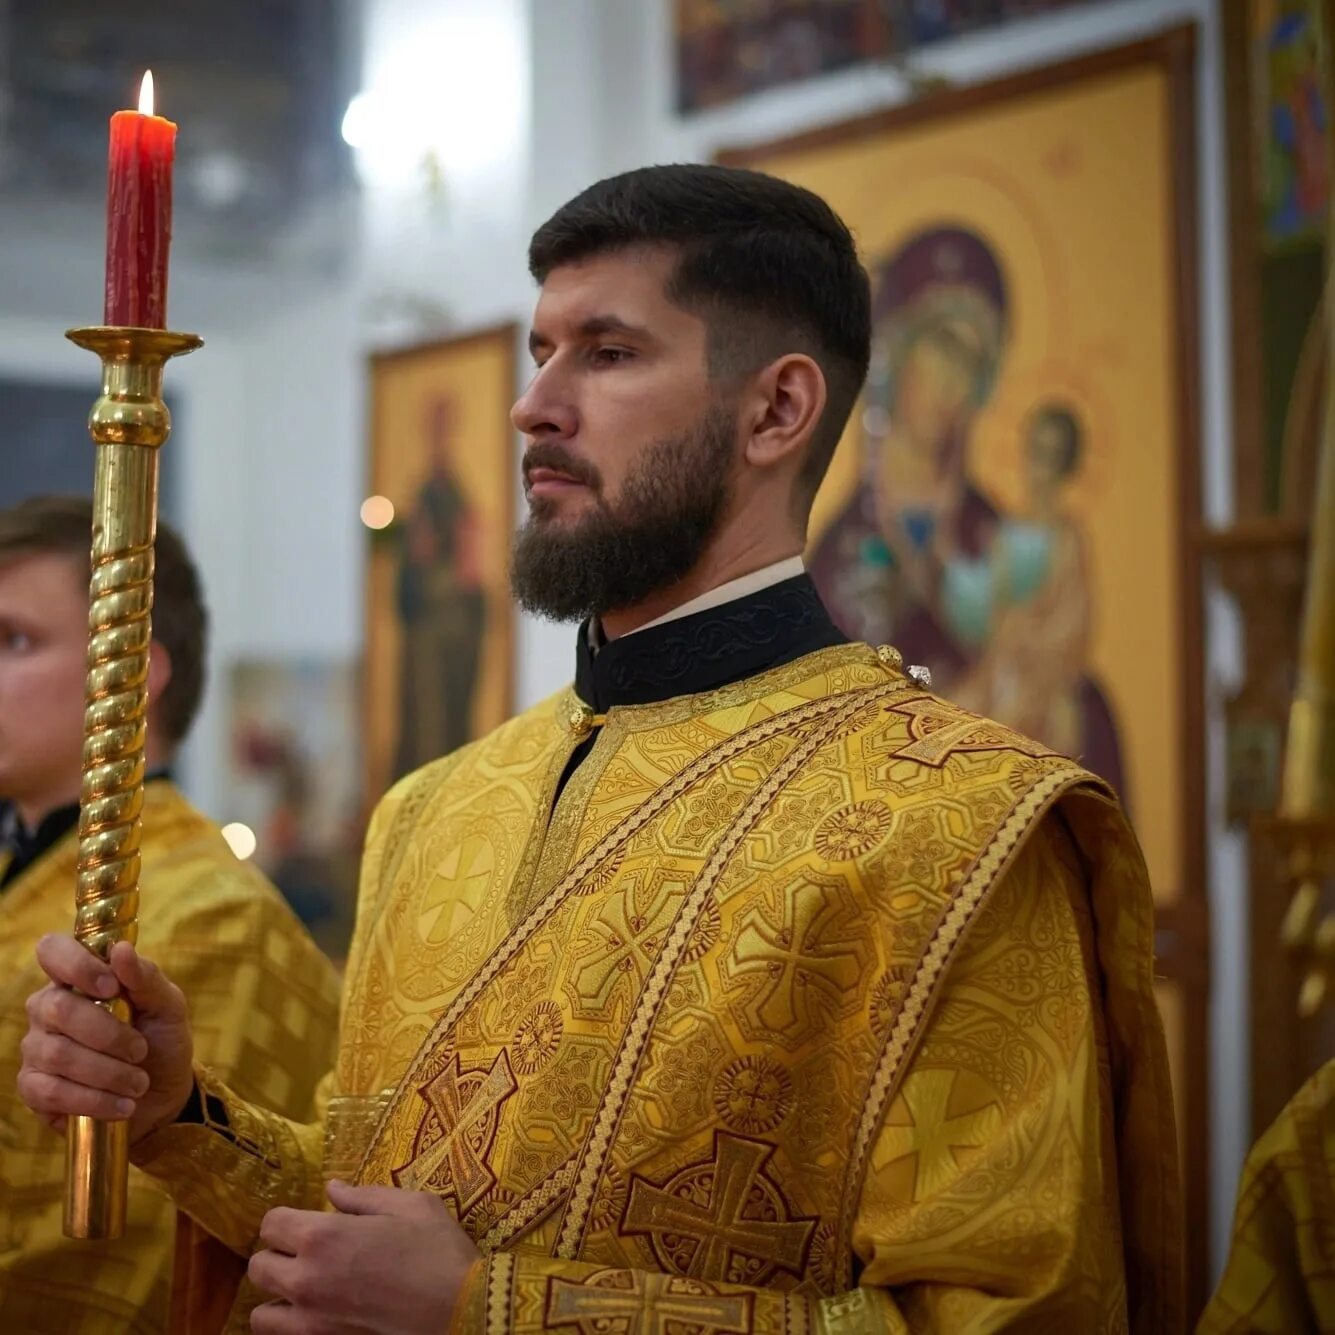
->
[[61, 325, 200, 1240]]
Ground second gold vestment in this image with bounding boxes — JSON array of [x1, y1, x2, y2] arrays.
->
[[0, 781, 340, 1333], [1199, 1060, 1335, 1334]]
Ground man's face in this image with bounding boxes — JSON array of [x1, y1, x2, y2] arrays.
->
[[0, 552, 88, 816], [514, 247, 716, 521], [510, 248, 738, 621]]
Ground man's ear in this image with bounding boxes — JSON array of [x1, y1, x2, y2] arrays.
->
[[742, 354, 827, 473], [147, 641, 173, 704]]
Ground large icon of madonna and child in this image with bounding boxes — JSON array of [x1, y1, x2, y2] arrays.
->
[[808, 225, 1126, 796]]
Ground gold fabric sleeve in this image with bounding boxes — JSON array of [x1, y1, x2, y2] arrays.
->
[[129, 1064, 331, 1257], [452, 818, 1139, 1334], [128, 780, 411, 1257]]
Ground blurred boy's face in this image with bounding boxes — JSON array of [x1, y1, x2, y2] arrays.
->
[[0, 552, 89, 825], [1027, 414, 1074, 505]]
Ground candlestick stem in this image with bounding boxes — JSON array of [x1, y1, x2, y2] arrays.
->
[[62, 325, 201, 1240]]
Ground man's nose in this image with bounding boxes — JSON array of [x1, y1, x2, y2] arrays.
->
[[511, 368, 577, 439]]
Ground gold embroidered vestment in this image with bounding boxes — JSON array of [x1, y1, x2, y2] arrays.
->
[[135, 646, 1182, 1332]]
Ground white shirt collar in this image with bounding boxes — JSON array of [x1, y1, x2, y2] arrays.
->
[[589, 556, 806, 650]]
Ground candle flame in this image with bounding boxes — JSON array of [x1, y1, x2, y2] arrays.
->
[[138, 70, 155, 116]]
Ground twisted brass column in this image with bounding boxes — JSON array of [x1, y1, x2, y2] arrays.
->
[[62, 326, 201, 1239]]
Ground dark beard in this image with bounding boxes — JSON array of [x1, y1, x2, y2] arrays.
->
[[510, 407, 734, 622]]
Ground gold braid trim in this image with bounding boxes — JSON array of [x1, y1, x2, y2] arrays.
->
[[481, 1161, 577, 1252], [555, 685, 899, 1259], [323, 1091, 393, 1183], [833, 765, 1086, 1285], [358, 683, 905, 1176], [484, 1251, 517, 1335], [785, 1290, 814, 1335]]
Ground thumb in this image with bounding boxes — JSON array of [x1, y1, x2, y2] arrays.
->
[[327, 1180, 443, 1219], [107, 942, 184, 1019]]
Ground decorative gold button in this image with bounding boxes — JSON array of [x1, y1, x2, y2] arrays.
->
[[565, 700, 605, 739], [876, 645, 904, 671]]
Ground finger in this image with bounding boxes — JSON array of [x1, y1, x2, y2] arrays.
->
[[16, 1070, 135, 1121], [249, 1300, 302, 1335], [35, 935, 117, 999], [27, 987, 147, 1062], [327, 1179, 444, 1219], [247, 1248, 303, 1303], [20, 1032, 149, 1099], [107, 943, 186, 1020], [258, 1206, 320, 1255]]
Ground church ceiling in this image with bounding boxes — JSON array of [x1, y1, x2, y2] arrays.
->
[[0, 0, 356, 260]]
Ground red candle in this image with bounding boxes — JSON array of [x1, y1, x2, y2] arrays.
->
[[104, 71, 176, 329]]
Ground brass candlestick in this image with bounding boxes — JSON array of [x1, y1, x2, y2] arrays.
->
[[62, 325, 201, 1239]]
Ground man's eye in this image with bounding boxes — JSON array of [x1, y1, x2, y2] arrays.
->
[[1, 630, 32, 652], [592, 347, 630, 365]]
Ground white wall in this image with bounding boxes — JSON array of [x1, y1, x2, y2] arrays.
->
[[358, 0, 532, 327], [173, 292, 364, 820]]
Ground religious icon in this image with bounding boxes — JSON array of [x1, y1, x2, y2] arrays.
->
[[672, 0, 1100, 112], [392, 397, 487, 777], [808, 228, 1126, 793], [1227, 0, 1331, 513], [1261, 3, 1329, 246], [225, 659, 362, 960], [364, 326, 516, 812], [674, 0, 885, 112], [967, 400, 1116, 781]]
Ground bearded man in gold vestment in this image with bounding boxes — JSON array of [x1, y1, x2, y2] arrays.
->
[[19, 167, 1181, 1334], [0, 497, 339, 1333]]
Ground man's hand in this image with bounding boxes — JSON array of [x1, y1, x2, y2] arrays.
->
[[17, 936, 195, 1144], [249, 1181, 481, 1334]]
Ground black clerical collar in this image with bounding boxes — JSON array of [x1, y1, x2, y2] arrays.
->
[[1, 770, 173, 890], [574, 573, 847, 713]]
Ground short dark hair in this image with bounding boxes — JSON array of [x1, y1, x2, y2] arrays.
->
[[0, 495, 208, 746], [529, 164, 872, 505]]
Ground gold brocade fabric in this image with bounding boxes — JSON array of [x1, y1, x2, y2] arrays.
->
[[1198, 1061, 1335, 1334], [133, 646, 1182, 1333], [0, 782, 340, 1334]]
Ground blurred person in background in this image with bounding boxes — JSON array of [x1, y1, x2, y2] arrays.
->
[[0, 495, 339, 1333]]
